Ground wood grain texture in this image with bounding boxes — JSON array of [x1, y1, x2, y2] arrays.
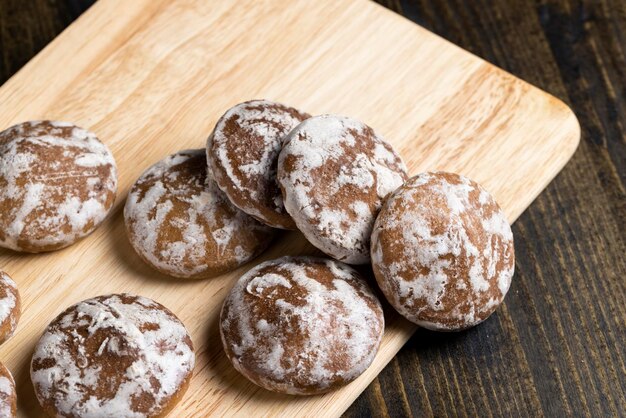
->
[[349, 1, 626, 417], [0, 0, 607, 417]]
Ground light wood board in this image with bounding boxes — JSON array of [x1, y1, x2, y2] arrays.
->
[[0, 0, 580, 416]]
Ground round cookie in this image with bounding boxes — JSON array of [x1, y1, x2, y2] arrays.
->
[[220, 256, 384, 395], [124, 149, 275, 279], [0, 362, 16, 418], [278, 115, 407, 264], [207, 100, 309, 229], [0, 272, 20, 344], [31, 293, 195, 417], [0, 120, 118, 252], [371, 172, 515, 331]]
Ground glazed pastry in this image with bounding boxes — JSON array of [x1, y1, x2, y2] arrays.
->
[[278, 115, 407, 264], [124, 149, 274, 279], [31, 294, 195, 417], [0, 362, 16, 417], [371, 172, 515, 331], [207, 100, 309, 229], [0, 272, 20, 344], [0, 120, 117, 252], [220, 256, 384, 395]]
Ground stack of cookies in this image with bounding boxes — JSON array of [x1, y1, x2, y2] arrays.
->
[[123, 99, 514, 396], [0, 99, 515, 415]]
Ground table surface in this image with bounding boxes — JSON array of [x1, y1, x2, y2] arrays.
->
[[0, 1, 624, 417]]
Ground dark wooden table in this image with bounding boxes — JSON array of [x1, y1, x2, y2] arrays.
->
[[1, 1, 624, 416]]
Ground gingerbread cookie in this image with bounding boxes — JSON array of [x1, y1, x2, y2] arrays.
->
[[31, 294, 195, 417], [371, 172, 515, 331], [125, 149, 274, 279], [0, 362, 16, 418], [278, 115, 407, 264], [0, 120, 117, 252], [0, 272, 20, 344], [207, 100, 309, 229], [220, 256, 384, 395]]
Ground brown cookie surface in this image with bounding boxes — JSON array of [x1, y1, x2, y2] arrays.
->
[[0, 362, 16, 418], [220, 256, 384, 395], [207, 100, 309, 229], [124, 149, 274, 279], [0, 120, 117, 252], [371, 172, 515, 331], [278, 115, 407, 264], [0, 272, 20, 345], [31, 294, 195, 418]]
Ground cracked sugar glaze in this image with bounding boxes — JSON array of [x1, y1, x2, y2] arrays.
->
[[220, 256, 384, 395]]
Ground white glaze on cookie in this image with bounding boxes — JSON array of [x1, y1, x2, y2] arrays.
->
[[0, 272, 20, 344], [220, 256, 384, 394], [208, 100, 309, 229], [0, 362, 16, 418], [371, 172, 514, 331], [0, 120, 117, 252], [31, 294, 195, 417], [124, 149, 274, 279], [278, 115, 407, 264]]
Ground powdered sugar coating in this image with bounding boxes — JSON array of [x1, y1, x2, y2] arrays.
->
[[31, 294, 195, 417], [220, 256, 384, 395], [207, 100, 309, 229], [278, 115, 407, 264], [0, 362, 16, 418], [0, 120, 118, 252], [371, 172, 515, 331], [0, 272, 20, 344], [124, 149, 274, 279]]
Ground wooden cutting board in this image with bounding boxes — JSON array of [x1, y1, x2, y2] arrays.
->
[[0, 0, 579, 416]]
